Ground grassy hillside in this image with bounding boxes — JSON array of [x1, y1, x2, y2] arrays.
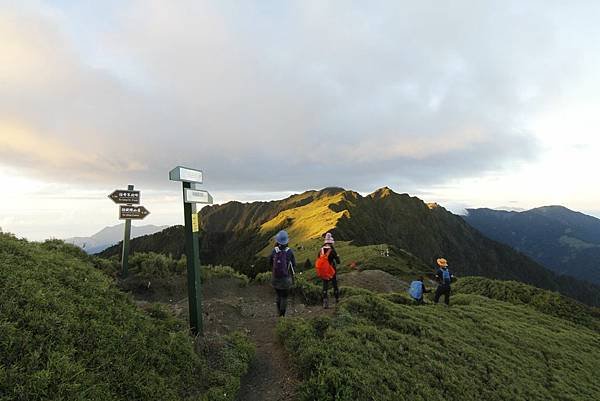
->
[[0, 234, 253, 401], [454, 276, 600, 331], [278, 290, 600, 401]]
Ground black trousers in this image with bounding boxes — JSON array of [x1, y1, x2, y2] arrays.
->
[[322, 275, 339, 300], [434, 284, 451, 305], [275, 288, 289, 316]]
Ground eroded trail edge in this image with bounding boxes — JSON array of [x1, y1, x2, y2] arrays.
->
[[201, 280, 330, 401]]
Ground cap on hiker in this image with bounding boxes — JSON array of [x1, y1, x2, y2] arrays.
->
[[437, 258, 448, 267], [275, 230, 289, 245], [324, 232, 334, 244]]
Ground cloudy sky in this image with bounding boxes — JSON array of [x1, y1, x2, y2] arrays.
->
[[1, 0, 600, 240]]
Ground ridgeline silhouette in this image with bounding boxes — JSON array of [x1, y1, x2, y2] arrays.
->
[[100, 187, 600, 306], [464, 206, 600, 284]]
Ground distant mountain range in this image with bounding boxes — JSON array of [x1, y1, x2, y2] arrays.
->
[[65, 224, 168, 254], [99, 187, 600, 306], [463, 206, 600, 285]]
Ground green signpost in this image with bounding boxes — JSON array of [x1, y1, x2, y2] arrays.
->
[[108, 185, 150, 278], [169, 166, 213, 336]]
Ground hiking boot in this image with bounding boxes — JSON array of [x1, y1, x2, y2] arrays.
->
[[323, 298, 329, 309]]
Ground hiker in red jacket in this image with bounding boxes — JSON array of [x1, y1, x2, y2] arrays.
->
[[318, 232, 340, 308]]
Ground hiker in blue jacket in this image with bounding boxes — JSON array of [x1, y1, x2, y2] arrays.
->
[[408, 276, 431, 304], [434, 258, 454, 306], [269, 230, 296, 317]]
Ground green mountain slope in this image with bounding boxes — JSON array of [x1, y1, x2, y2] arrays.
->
[[331, 188, 600, 305], [278, 284, 600, 401], [99, 225, 186, 259], [463, 206, 600, 284], [99, 187, 600, 306], [0, 233, 253, 401], [454, 276, 600, 331]]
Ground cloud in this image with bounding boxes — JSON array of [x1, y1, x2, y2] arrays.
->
[[1, 0, 599, 194]]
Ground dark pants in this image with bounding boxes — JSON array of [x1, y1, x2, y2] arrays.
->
[[434, 284, 451, 305], [322, 275, 339, 301], [275, 289, 289, 316]]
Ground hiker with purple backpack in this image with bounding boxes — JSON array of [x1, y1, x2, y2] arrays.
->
[[269, 230, 296, 317]]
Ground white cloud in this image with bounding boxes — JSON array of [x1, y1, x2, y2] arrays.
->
[[2, 0, 600, 238]]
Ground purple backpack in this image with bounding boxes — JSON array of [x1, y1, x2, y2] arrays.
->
[[272, 247, 290, 278]]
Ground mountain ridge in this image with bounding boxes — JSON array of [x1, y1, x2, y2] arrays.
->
[[464, 206, 600, 284], [65, 223, 168, 254], [99, 187, 600, 306]]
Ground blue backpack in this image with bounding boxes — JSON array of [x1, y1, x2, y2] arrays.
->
[[272, 247, 291, 278], [409, 281, 423, 300], [442, 269, 451, 284]]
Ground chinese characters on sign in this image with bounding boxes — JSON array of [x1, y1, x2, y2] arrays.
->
[[108, 185, 150, 278], [119, 205, 150, 220], [108, 189, 140, 204]]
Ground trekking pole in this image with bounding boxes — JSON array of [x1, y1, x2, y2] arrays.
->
[[289, 262, 296, 312]]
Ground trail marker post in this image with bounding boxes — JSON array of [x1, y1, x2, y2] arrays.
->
[[169, 166, 213, 336], [108, 185, 150, 278]]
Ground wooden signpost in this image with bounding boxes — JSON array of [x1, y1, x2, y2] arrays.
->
[[108, 185, 150, 277], [169, 166, 213, 336]]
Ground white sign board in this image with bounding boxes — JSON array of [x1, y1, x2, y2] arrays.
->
[[169, 166, 203, 183], [184, 189, 213, 204]]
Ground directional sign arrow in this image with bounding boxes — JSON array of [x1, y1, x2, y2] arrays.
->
[[169, 166, 203, 183], [184, 188, 213, 204], [119, 205, 150, 220], [108, 189, 140, 204]]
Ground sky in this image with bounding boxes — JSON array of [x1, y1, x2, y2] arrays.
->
[[1, 0, 600, 240]]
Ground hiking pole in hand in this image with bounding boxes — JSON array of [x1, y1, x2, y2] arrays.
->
[[289, 261, 296, 313]]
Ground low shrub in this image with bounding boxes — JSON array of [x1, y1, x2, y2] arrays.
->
[[278, 291, 600, 401], [202, 331, 255, 401], [90, 255, 121, 276], [253, 271, 272, 284], [201, 265, 250, 286], [129, 251, 184, 278], [40, 238, 90, 261], [0, 233, 252, 401], [380, 291, 414, 305], [454, 276, 600, 331], [292, 274, 322, 305]]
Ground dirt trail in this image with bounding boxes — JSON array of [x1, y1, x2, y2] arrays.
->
[[135, 270, 400, 401], [209, 282, 333, 401], [151, 279, 331, 401]]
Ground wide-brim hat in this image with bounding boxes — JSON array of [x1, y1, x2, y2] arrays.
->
[[324, 232, 335, 244], [275, 230, 289, 245], [436, 258, 448, 267]]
